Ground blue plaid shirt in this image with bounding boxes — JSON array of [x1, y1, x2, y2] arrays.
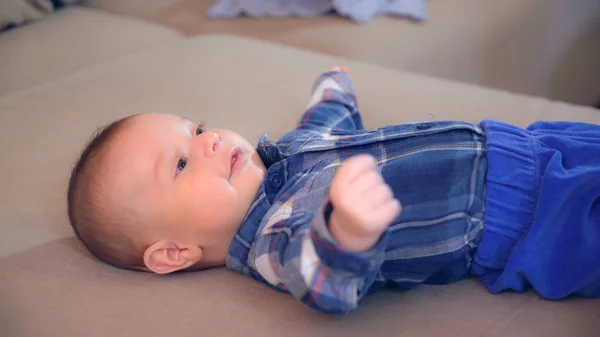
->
[[226, 71, 488, 315]]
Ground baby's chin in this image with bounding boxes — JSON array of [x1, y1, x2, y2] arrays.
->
[[249, 151, 267, 176]]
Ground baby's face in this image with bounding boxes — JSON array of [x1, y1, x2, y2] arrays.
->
[[105, 113, 266, 265]]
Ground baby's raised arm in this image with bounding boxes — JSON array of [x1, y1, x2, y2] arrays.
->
[[294, 66, 364, 134]]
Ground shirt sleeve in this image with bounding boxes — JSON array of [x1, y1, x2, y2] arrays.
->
[[296, 70, 365, 133], [251, 200, 388, 315]]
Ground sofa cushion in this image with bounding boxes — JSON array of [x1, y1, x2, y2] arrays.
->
[[0, 35, 598, 337], [0, 6, 183, 96], [83, 0, 600, 106], [1, 0, 47, 31], [268, 0, 600, 106], [1, 0, 77, 31]]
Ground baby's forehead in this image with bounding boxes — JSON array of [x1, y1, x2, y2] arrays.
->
[[124, 113, 192, 136], [102, 117, 160, 167], [104, 113, 185, 174], [103, 112, 194, 174], [100, 134, 152, 203]]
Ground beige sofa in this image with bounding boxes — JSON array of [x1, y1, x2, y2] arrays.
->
[[88, 0, 600, 107], [1, 4, 599, 337]]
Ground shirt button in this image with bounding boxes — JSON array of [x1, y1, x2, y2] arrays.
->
[[270, 174, 283, 188], [416, 123, 432, 130]]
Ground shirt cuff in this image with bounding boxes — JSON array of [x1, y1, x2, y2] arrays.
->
[[310, 199, 388, 277], [308, 71, 358, 107]]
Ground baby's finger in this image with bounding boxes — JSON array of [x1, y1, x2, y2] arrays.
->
[[331, 66, 350, 74], [337, 155, 378, 185], [351, 169, 384, 194], [371, 198, 402, 227], [362, 183, 395, 209]]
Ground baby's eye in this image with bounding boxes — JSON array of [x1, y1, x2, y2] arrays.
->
[[195, 124, 206, 135], [176, 159, 187, 174]]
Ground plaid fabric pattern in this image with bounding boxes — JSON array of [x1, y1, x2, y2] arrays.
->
[[226, 70, 488, 314]]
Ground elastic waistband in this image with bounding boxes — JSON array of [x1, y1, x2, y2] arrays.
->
[[472, 120, 540, 280]]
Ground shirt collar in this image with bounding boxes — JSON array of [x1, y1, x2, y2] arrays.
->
[[256, 134, 284, 169]]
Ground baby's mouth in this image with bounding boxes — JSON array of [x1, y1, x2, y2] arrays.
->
[[229, 146, 245, 180]]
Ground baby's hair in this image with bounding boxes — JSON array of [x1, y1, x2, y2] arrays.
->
[[67, 115, 144, 271]]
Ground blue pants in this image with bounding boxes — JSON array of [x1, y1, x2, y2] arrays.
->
[[472, 120, 600, 299]]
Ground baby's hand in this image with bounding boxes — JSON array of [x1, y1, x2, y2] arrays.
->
[[328, 155, 401, 252], [330, 66, 349, 74]]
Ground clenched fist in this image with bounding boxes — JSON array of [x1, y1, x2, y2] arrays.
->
[[328, 154, 402, 252]]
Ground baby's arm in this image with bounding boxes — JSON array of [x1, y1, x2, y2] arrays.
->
[[296, 67, 365, 133], [252, 155, 401, 315], [252, 210, 386, 315]]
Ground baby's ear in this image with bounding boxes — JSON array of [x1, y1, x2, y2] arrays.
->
[[143, 240, 203, 274]]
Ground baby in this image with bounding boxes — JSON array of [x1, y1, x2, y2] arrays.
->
[[67, 67, 600, 315]]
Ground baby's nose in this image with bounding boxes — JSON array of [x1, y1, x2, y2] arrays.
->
[[207, 131, 223, 156], [213, 131, 223, 144]]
